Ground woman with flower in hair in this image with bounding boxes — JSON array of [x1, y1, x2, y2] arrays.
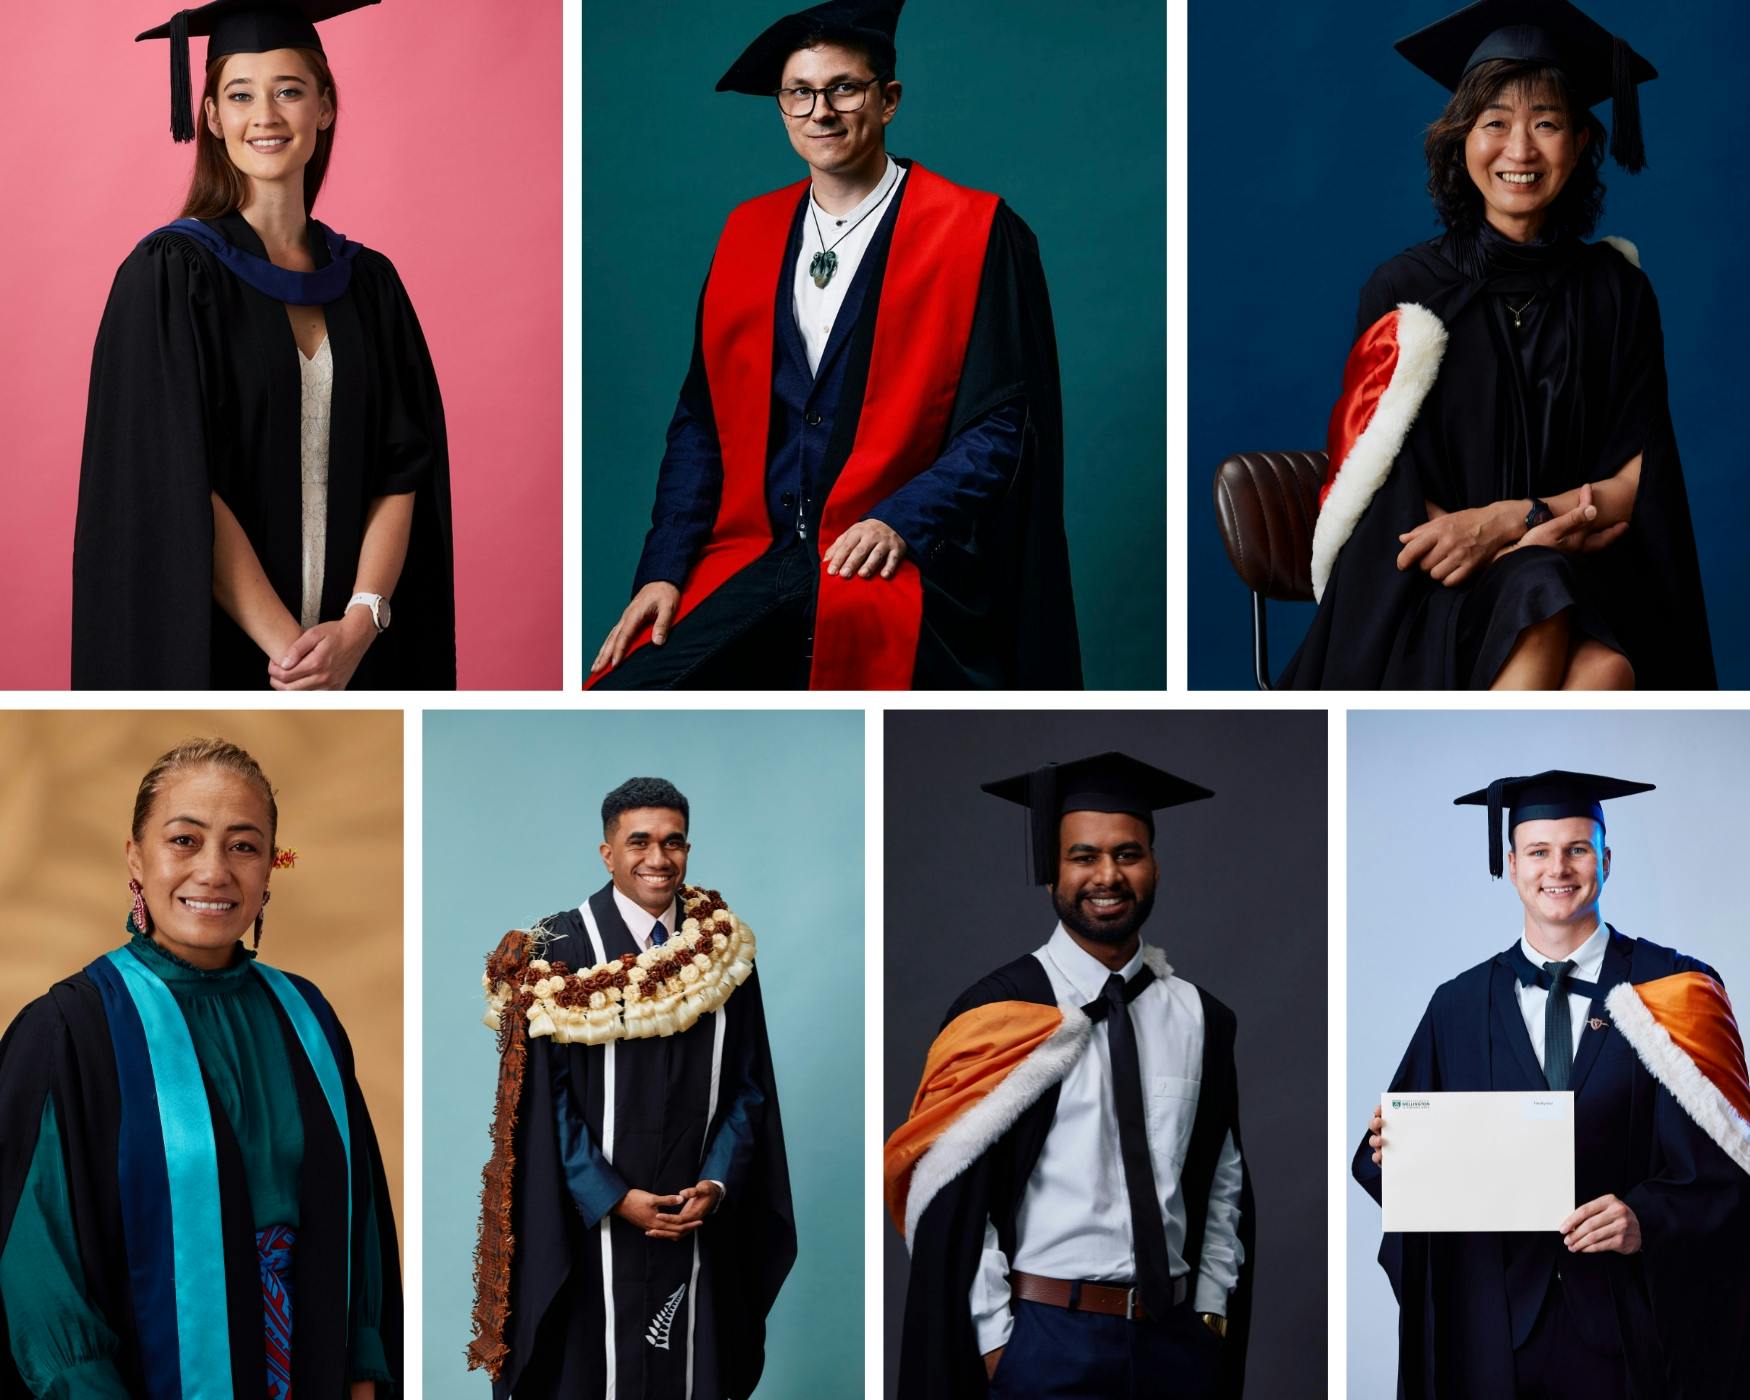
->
[[0, 738, 401, 1397], [72, 0, 455, 690], [1281, 0, 1713, 690]]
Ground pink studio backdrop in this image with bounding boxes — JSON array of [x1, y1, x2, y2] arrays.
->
[[0, 0, 561, 690]]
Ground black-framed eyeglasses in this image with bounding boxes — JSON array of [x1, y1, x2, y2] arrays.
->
[[774, 77, 884, 118]]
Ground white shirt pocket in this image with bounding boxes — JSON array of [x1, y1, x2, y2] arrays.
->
[[1147, 1075, 1202, 1169]]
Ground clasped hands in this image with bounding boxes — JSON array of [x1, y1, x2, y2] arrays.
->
[[1365, 1104, 1641, 1254], [1395, 483, 1628, 588], [267, 606, 377, 690], [612, 1181, 723, 1240]]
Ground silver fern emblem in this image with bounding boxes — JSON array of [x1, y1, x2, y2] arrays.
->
[[646, 1284, 687, 1350]]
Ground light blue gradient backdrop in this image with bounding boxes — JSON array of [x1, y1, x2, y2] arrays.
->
[[1347, 711, 1750, 1395], [422, 710, 864, 1399]]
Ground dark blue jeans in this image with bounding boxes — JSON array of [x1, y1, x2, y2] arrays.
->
[[986, 1298, 1223, 1400]]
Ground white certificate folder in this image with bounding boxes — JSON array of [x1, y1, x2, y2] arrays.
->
[[1380, 1090, 1574, 1233]]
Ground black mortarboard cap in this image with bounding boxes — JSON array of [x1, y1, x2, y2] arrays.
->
[[1395, 0, 1657, 171], [1453, 769, 1655, 878], [136, 1, 380, 144], [716, 0, 904, 96], [982, 751, 1214, 885]]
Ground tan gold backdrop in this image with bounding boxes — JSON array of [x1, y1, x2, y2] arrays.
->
[[0, 709, 404, 1227]]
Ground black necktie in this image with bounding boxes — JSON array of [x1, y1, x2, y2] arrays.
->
[[1102, 972, 1174, 1318], [1543, 960, 1575, 1090], [651, 919, 668, 948]]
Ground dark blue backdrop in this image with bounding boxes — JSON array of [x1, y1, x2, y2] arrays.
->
[[1188, 0, 1749, 689]]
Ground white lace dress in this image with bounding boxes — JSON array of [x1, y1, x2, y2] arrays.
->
[[298, 337, 333, 629]]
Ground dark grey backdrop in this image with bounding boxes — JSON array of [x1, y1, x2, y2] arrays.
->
[[882, 710, 1328, 1398]]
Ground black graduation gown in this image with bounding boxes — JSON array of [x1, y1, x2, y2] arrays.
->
[[495, 887, 795, 1400], [0, 969, 403, 1397], [899, 954, 1256, 1399], [72, 212, 456, 690], [1353, 931, 1750, 1398], [1282, 231, 1714, 689]]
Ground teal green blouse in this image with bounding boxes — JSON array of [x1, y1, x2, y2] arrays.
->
[[0, 934, 390, 1396]]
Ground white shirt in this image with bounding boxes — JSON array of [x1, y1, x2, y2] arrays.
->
[[791, 157, 905, 375], [1514, 921, 1611, 1071], [610, 885, 677, 951], [297, 337, 333, 629], [971, 927, 1247, 1352]]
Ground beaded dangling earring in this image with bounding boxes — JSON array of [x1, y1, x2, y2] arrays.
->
[[254, 888, 271, 950], [129, 878, 151, 936]]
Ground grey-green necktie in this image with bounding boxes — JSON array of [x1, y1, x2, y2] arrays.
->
[[1543, 960, 1576, 1090]]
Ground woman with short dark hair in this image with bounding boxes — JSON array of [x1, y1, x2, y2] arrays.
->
[[72, 0, 456, 691], [1281, 0, 1714, 690]]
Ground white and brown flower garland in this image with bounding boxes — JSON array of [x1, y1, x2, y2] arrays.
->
[[467, 885, 755, 1379], [482, 885, 756, 1046]]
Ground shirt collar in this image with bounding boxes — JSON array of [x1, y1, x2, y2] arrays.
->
[[1045, 922, 1145, 1005], [611, 884, 676, 949], [810, 155, 900, 227], [1521, 920, 1610, 983]]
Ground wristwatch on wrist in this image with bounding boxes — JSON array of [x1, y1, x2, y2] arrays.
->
[[346, 592, 391, 633], [1524, 497, 1554, 531], [1199, 1312, 1227, 1339]]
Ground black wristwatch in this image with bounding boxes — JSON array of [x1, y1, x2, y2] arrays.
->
[[1524, 497, 1554, 530]]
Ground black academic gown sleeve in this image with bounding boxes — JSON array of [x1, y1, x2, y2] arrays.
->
[[72, 220, 456, 690], [0, 972, 402, 1398], [898, 956, 1255, 1399]]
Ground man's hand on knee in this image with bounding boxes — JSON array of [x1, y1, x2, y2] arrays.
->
[[592, 582, 681, 673], [824, 519, 908, 580]]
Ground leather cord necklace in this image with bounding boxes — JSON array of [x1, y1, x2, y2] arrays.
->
[[808, 163, 899, 289]]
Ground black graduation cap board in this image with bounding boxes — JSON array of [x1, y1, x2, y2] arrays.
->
[[1453, 769, 1655, 878], [137, 0, 380, 143], [717, 0, 905, 95], [983, 752, 1215, 885], [1394, 0, 1657, 170]]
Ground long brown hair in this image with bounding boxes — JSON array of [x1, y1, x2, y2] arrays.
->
[[1423, 58, 1606, 241], [178, 48, 339, 220]]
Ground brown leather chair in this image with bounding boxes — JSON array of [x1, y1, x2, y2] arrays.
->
[[1211, 450, 1327, 689]]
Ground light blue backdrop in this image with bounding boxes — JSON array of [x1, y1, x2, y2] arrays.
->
[[1346, 710, 1750, 1395], [422, 709, 864, 1399]]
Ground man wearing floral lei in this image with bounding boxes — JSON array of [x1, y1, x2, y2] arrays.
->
[[467, 778, 795, 1400], [885, 751, 1255, 1399]]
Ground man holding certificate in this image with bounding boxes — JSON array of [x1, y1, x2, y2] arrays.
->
[[1355, 771, 1750, 1398]]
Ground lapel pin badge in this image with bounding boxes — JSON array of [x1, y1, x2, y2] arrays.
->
[[1588, 1017, 1608, 1031]]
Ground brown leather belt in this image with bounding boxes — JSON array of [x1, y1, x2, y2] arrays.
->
[[1009, 1270, 1188, 1322]]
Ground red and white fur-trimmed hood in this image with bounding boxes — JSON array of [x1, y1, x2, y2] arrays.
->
[[1310, 303, 1447, 602]]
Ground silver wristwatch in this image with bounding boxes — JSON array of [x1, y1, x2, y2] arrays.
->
[[346, 592, 391, 633]]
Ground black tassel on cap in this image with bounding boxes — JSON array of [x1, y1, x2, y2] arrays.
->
[[1025, 765, 1060, 885], [1610, 33, 1646, 172], [169, 9, 194, 142], [1486, 777, 1507, 879]]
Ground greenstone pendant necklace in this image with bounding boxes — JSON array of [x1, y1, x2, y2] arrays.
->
[[809, 164, 900, 289]]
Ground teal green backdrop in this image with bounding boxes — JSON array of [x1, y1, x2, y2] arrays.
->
[[422, 710, 864, 1398], [582, 0, 1166, 689]]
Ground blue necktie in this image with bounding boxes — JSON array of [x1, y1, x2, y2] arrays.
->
[[1543, 960, 1576, 1090], [650, 920, 668, 948]]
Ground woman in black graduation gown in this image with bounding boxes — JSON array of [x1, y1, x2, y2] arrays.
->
[[1280, 0, 1715, 690], [71, 0, 455, 690], [0, 738, 401, 1397]]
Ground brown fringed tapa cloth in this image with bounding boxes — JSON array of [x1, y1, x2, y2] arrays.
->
[[466, 930, 536, 1378]]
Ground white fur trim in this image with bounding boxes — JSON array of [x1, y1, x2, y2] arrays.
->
[[1605, 982, 1750, 1178], [903, 1007, 1091, 1249], [1600, 235, 1641, 270], [1142, 945, 1174, 982], [1309, 302, 1448, 602]]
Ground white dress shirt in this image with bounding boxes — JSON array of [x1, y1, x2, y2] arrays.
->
[[1514, 921, 1611, 1072], [610, 885, 676, 951], [971, 926, 1247, 1352], [791, 156, 905, 375]]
